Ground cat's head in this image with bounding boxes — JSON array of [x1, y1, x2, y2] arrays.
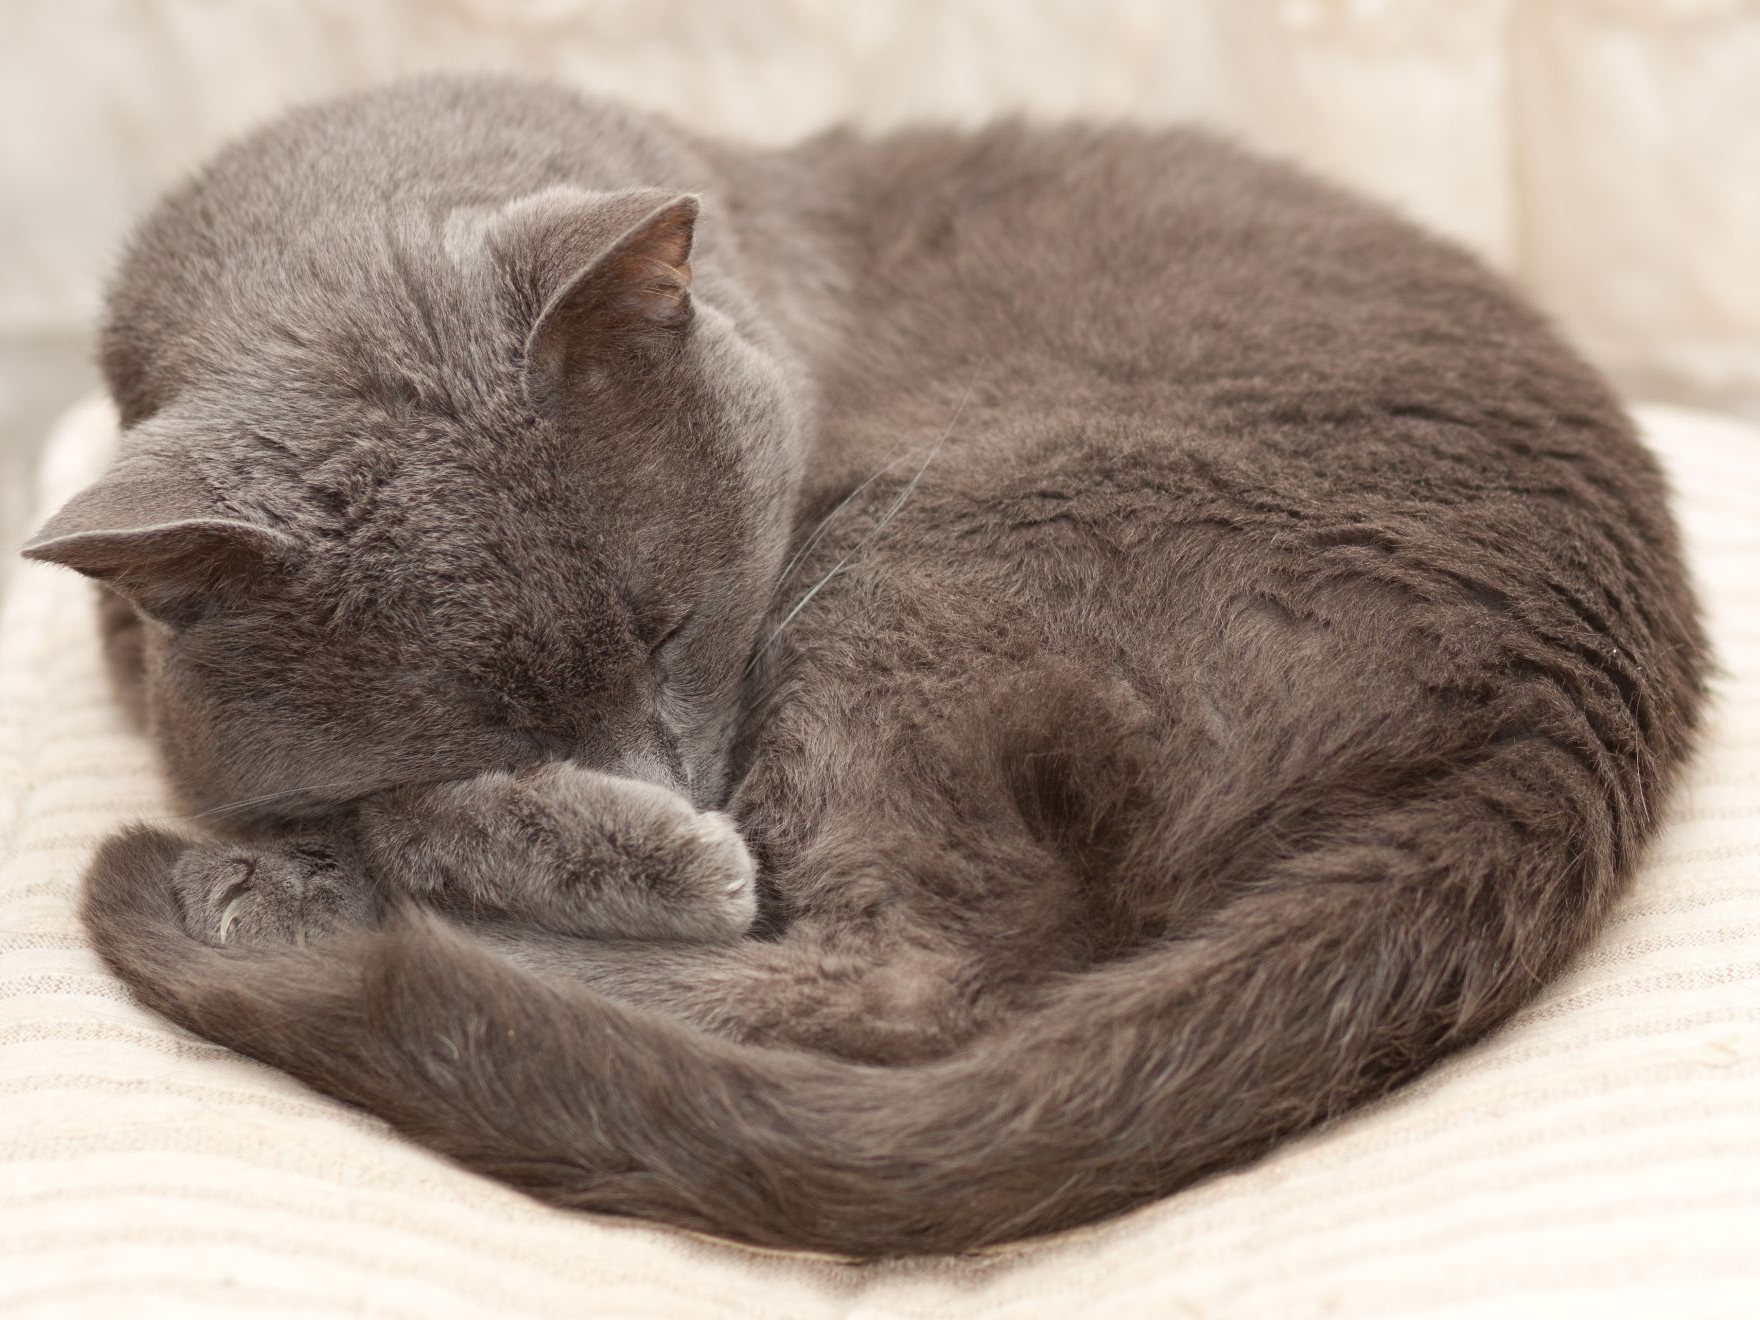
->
[[23, 186, 803, 825]]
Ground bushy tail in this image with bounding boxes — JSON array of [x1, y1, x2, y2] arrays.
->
[[84, 766, 1611, 1257]]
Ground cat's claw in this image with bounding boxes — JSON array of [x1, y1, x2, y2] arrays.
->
[[217, 891, 247, 943], [171, 837, 374, 947]]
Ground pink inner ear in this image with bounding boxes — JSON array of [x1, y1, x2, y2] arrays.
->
[[576, 194, 698, 333], [615, 198, 697, 324], [614, 247, 694, 330], [525, 195, 701, 388]]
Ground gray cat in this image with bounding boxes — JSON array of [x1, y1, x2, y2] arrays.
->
[[24, 77, 1705, 1256]]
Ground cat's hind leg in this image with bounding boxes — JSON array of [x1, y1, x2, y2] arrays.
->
[[145, 816, 984, 1063], [169, 831, 377, 946], [475, 923, 993, 1065]]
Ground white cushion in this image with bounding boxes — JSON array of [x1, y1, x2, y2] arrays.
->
[[2, 399, 1757, 1317]]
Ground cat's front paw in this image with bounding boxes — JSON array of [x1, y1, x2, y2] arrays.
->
[[170, 836, 375, 946], [361, 764, 758, 943], [631, 800, 760, 942], [504, 763, 759, 942]]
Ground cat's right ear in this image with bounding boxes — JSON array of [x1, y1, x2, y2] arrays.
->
[[20, 457, 299, 629]]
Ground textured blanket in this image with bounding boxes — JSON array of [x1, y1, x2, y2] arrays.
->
[[2, 399, 1758, 1316]]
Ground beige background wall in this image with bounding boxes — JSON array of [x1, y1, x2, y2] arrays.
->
[[4, 0, 1759, 564]]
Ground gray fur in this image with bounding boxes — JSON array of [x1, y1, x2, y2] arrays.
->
[[25, 77, 1706, 1256]]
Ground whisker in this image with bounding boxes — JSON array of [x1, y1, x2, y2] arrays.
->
[[745, 380, 974, 678], [776, 444, 920, 587], [738, 594, 889, 729], [151, 779, 371, 824]]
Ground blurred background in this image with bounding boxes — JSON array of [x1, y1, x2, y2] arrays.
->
[[3, 0, 1758, 581]]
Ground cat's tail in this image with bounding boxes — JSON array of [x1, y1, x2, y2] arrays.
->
[[83, 776, 1612, 1258]]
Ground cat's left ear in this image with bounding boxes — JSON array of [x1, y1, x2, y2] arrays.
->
[[21, 458, 299, 628], [498, 188, 700, 397]]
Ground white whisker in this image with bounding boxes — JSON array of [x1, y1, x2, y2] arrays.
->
[[776, 444, 919, 586], [152, 779, 369, 824], [745, 380, 975, 678]]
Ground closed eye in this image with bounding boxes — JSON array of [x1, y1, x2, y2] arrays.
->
[[648, 607, 694, 663]]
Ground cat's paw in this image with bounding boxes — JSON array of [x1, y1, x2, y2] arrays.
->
[[502, 763, 759, 942], [362, 764, 758, 943], [644, 803, 760, 942], [170, 836, 375, 946]]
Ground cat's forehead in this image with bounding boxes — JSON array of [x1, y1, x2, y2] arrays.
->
[[175, 356, 563, 526]]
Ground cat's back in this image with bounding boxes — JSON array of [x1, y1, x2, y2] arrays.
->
[[810, 120, 1590, 425], [796, 118, 1687, 576], [776, 118, 1703, 797]]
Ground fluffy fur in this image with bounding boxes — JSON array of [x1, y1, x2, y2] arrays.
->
[[26, 78, 1705, 1256]]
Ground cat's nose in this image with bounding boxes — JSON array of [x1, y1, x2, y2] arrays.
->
[[527, 731, 577, 761], [613, 721, 690, 799]]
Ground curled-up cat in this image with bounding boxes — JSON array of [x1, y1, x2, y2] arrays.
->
[[24, 78, 1705, 1256]]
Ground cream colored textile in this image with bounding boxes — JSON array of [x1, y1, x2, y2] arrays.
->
[[3, 399, 1758, 1317]]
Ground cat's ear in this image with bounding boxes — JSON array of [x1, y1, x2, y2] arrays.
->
[[21, 459, 298, 628], [502, 188, 699, 394]]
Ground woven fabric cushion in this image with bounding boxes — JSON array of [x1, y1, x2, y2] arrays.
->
[[3, 399, 1757, 1318]]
